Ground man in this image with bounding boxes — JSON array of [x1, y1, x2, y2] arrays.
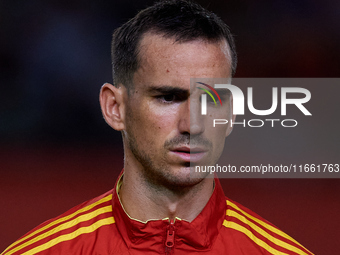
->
[[2, 1, 313, 254]]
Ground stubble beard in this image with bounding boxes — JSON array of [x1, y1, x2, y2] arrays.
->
[[127, 132, 205, 193]]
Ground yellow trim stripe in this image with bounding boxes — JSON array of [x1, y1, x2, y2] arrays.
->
[[227, 200, 311, 254], [21, 217, 115, 255], [3, 194, 112, 254], [223, 220, 289, 255], [5, 206, 114, 255], [227, 210, 309, 255]]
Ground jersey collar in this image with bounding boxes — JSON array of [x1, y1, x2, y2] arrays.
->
[[111, 170, 226, 251]]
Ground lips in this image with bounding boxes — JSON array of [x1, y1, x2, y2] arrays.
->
[[170, 146, 208, 163]]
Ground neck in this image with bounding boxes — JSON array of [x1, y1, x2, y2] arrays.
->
[[119, 155, 214, 222]]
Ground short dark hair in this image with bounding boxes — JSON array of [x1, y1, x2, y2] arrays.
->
[[111, 0, 237, 88]]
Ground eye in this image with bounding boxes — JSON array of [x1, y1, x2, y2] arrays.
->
[[163, 94, 175, 101], [207, 95, 216, 104], [158, 94, 175, 103], [154, 91, 188, 104]]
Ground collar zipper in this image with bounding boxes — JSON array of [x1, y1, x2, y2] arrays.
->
[[165, 219, 175, 254]]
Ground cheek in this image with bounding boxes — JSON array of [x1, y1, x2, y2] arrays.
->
[[207, 122, 227, 142], [204, 112, 230, 149], [147, 106, 179, 136], [205, 100, 233, 133], [128, 101, 179, 141]]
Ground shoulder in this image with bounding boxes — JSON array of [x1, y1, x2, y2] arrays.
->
[[2, 189, 116, 255], [219, 197, 314, 255]]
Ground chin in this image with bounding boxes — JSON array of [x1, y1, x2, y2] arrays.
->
[[164, 166, 210, 188]]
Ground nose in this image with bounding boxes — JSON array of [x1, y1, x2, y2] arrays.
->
[[178, 98, 205, 135]]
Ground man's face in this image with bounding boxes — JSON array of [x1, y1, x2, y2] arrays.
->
[[123, 33, 233, 188]]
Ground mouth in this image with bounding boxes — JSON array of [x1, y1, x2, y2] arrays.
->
[[170, 146, 208, 163]]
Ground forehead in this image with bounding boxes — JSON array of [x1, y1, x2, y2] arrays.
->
[[133, 33, 232, 90]]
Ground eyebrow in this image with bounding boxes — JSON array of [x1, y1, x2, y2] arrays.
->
[[147, 85, 189, 95]]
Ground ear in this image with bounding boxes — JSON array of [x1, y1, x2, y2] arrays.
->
[[225, 94, 236, 137], [99, 83, 126, 131]]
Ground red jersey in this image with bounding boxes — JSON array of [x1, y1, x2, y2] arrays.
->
[[2, 172, 313, 255]]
